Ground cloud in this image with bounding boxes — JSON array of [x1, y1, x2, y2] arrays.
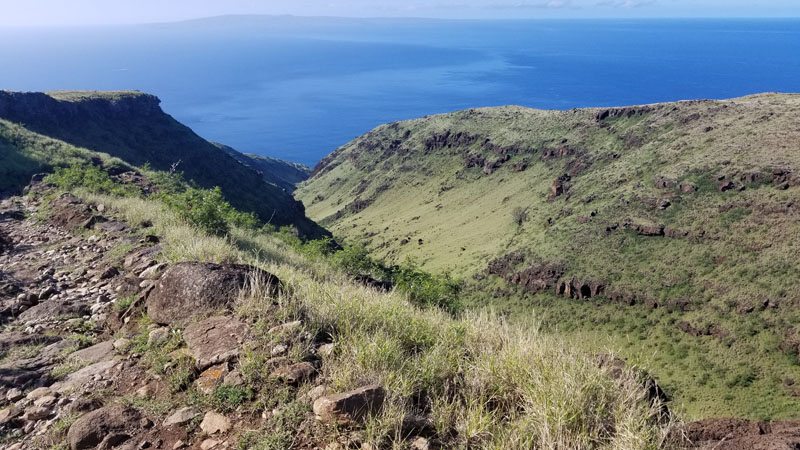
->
[[489, 0, 578, 10], [595, 0, 657, 8]]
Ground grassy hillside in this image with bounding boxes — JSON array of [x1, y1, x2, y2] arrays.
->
[[297, 93, 800, 419], [0, 90, 325, 237], [8, 165, 671, 449]]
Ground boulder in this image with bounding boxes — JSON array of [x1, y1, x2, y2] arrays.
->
[[146, 262, 280, 325], [22, 405, 51, 421], [183, 316, 249, 370], [0, 405, 22, 425], [67, 405, 141, 450], [313, 384, 385, 424], [199, 411, 231, 435], [163, 407, 199, 427], [271, 362, 317, 385]]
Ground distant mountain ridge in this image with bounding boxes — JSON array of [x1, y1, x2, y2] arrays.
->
[[0, 90, 326, 237], [216, 143, 310, 192]]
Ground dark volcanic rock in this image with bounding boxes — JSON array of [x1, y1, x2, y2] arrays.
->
[[508, 264, 566, 295], [595, 105, 653, 122], [424, 130, 477, 151], [67, 405, 141, 450], [548, 174, 571, 201], [146, 262, 280, 325], [0, 230, 12, 254]]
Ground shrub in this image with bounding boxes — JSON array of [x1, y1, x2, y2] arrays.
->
[[161, 186, 258, 236], [212, 385, 254, 411], [46, 164, 138, 197], [146, 168, 187, 195], [511, 206, 529, 227], [331, 243, 389, 279], [393, 262, 461, 313]]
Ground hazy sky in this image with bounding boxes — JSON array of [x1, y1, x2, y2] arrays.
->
[[1, 0, 799, 26]]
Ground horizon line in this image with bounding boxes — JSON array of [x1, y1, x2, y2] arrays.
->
[[2, 13, 800, 28]]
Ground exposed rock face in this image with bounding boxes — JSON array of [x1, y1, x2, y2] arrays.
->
[[424, 130, 477, 151], [146, 262, 280, 325], [507, 264, 565, 295], [0, 90, 329, 237], [548, 174, 571, 200], [313, 384, 386, 425], [556, 277, 606, 299], [595, 105, 653, 121], [67, 405, 141, 450], [674, 418, 800, 449], [183, 316, 249, 370]]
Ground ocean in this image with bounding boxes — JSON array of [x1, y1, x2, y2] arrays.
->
[[1, 17, 799, 165]]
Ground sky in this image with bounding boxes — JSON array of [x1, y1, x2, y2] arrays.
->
[[1, 0, 798, 26]]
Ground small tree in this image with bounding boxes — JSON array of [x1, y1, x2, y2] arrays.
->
[[512, 207, 529, 227]]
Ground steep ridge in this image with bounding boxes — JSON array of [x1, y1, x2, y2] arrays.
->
[[297, 93, 800, 418], [216, 143, 310, 192], [0, 91, 325, 237]]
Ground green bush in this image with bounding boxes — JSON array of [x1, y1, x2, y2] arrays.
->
[[46, 164, 139, 197], [146, 168, 187, 195], [331, 243, 389, 279], [161, 186, 258, 236], [212, 385, 254, 411], [393, 262, 461, 313]]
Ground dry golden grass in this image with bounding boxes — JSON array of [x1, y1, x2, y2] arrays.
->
[[87, 192, 673, 449]]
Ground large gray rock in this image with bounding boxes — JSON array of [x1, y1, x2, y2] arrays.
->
[[70, 340, 115, 365], [183, 316, 249, 370], [312, 384, 385, 425], [67, 405, 141, 450], [163, 406, 199, 427], [146, 262, 280, 325]]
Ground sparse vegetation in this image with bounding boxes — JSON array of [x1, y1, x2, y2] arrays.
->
[[83, 185, 671, 449], [46, 164, 139, 197], [297, 93, 800, 419]]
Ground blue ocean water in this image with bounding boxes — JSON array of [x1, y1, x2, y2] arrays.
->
[[1, 17, 799, 165]]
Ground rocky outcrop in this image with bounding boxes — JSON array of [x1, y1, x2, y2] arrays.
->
[[548, 174, 571, 201], [313, 384, 386, 425], [595, 105, 653, 121], [508, 264, 566, 295], [555, 277, 606, 299], [146, 262, 280, 325], [424, 130, 478, 151]]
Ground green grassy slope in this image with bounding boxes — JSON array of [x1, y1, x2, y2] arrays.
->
[[0, 90, 325, 237], [297, 93, 800, 419]]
